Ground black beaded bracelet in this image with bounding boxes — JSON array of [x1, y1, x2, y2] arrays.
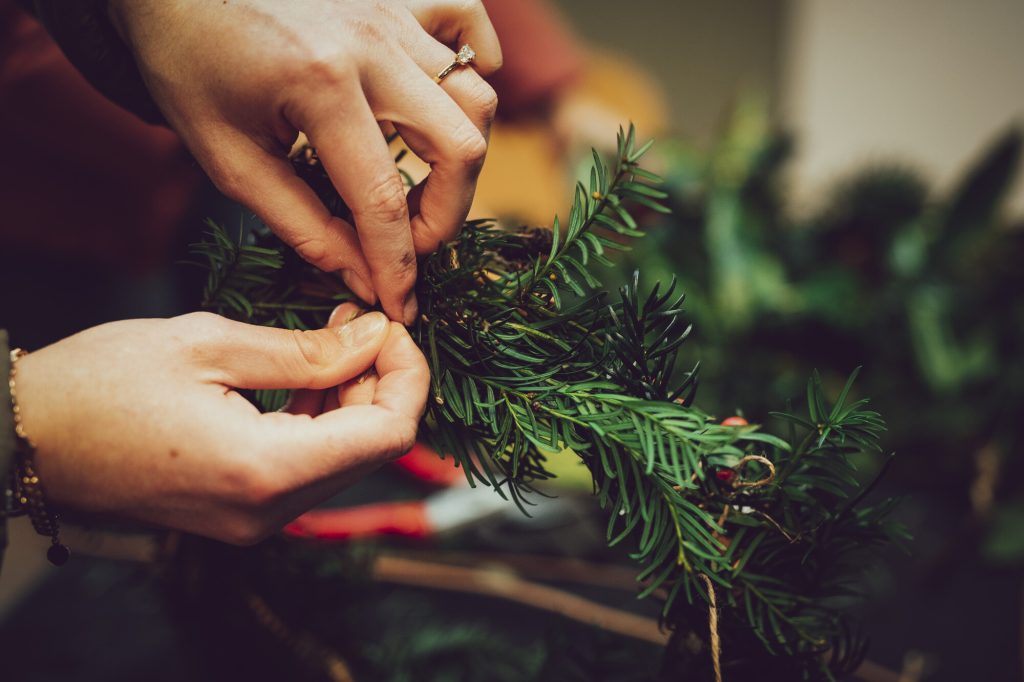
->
[[9, 349, 69, 566]]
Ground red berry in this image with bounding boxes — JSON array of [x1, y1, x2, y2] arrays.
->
[[715, 468, 737, 484], [721, 416, 749, 427]]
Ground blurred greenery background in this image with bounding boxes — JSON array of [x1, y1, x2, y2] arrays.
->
[[2, 1, 1023, 680]]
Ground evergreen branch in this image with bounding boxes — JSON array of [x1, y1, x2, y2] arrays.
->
[[188, 124, 899, 678]]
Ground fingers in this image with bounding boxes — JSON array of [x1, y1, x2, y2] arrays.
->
[[331, 303, 379, 409], [405, 0, 503, 75], [282, 388, 325, 417], [253, 323, 428, 476], [429, 46, 499, 138], [209, 323, 428, 543], [368, 52, 492, 255], [294, 96, 419, 325], [370, 322, 431, 419], [337, 369, 378, 407], [197, 132, 377, 305], [282, 301, 366, 416], [227, 324, 427, 519], [327, 302, 364, 328], [189, 311, 391, 390]]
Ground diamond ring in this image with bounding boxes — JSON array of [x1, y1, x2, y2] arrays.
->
[[435, 44, 476, 83]]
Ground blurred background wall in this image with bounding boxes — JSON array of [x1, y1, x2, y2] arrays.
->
[[551, 0, 786, 146], [554, 0, 1024, 213], [782, 0, 1024, 215]]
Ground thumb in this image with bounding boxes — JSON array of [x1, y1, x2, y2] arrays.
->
[[195, 312, 391, 390]]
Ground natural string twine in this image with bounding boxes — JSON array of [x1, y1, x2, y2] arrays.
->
[[733, 454, 776, 489], [696, 454, 775, 682], [246, 592, 355, 682], [697, 573, 723, 682]]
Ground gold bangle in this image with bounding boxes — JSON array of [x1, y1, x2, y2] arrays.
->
[[9, 348, 69, 565], [10, 348, 36, 449]]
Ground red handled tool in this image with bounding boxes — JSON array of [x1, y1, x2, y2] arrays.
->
[[284, 483, 512, 541]]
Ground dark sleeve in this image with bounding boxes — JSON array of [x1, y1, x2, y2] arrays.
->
[[22, 0, 164, 124], [1, 331, 14, 574]]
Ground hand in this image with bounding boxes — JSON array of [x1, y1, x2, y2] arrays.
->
[[107, 0, 502, 324], [14, 309, 429, 545]]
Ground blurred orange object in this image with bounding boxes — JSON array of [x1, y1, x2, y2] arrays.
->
[[721, 416, 750, 427]]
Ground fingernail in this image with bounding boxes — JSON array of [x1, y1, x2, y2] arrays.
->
[[340, 269, 377, 305], [328, 304, 361, 328], [335, 311, 387, 347], [402, 290, 419, 326]]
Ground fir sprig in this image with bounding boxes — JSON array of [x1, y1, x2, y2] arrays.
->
[[190, 126, 899, 679]]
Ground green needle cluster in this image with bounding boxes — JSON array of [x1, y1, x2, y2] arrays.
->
[[190, 126, 904, 679]]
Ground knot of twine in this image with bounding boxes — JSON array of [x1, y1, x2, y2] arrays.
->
[[733, 454, 775, 489], [247, 593, 354, 682], [694, 456, 773, 682], [674, 453, 776, 492], [696, 573, 723, 682]]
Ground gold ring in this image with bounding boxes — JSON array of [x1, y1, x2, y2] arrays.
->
[[435, 44, 475, 83]]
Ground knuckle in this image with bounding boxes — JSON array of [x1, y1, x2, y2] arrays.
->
[[289, 329, 337, 381], [175, 311, 231, 344], [283, 36, 359, 90], [206, 160, 247, 202], [340, 15, 389, 52], [396, 248, 417, 273], [450, 123, 488, 166], [299, 56, 352, 89], [381, 419, 418, 461], [277, 10, 393, 91], [170, 312, 232, 369], [487, 51, 503, 74], [382, 248, 418, 285], [356, 175, 409, 225], [370, 0, 401, 22], [291, 236, 330, 267], [470, 82, 499, 117]]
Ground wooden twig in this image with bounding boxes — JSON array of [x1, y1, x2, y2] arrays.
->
[[379, 548, 642, 592], [372, 555, 669, 645]]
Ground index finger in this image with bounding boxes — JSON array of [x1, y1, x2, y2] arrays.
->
[[297, 95, 419, 325]]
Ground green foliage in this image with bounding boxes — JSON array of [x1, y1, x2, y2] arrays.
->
[[191, 126, 899, 679], [616, 104, 1023, 498], [983, 501, 1024, 564]]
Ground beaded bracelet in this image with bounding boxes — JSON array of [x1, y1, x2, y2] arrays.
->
[[9, 349, 69, 566]]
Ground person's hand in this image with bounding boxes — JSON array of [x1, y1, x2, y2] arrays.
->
[[106, 0, 502, 325], [14, 309, 429, 545]]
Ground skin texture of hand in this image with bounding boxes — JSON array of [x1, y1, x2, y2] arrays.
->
[[107, 0, 502, 325], [14, 309, 429, 545]]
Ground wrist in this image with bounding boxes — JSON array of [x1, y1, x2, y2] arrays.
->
[[7, 348, 69, 565]]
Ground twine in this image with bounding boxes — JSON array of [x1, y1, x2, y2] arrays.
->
[[246, 593, 355, 682], [679, 455, 776, 682], [733, 454, 775, 489], [697, 573, 723, 682]]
